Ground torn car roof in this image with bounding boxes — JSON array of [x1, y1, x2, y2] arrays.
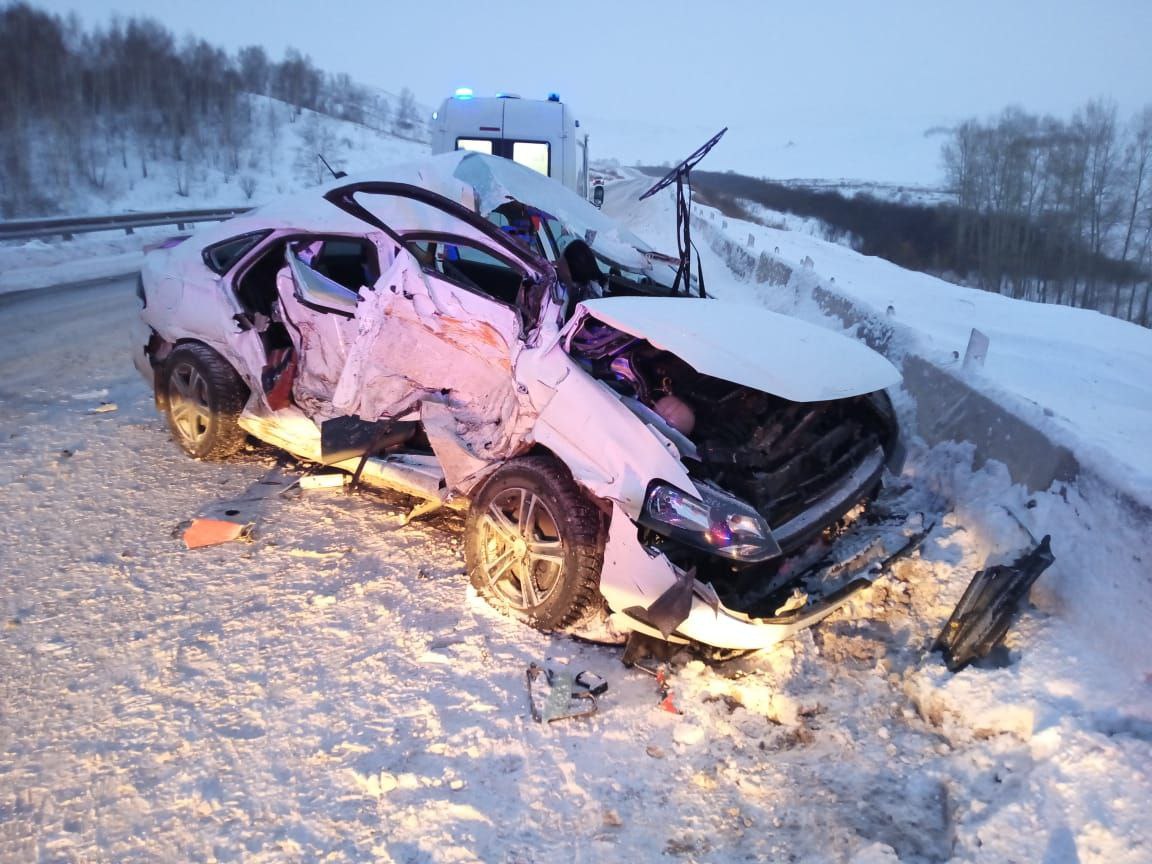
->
[[187, 152, 662, 273]]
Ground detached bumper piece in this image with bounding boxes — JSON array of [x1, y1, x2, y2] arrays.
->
[[934, 535, 1055, 672]]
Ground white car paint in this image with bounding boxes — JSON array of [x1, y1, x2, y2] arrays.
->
[[574, 296, 902, 402]]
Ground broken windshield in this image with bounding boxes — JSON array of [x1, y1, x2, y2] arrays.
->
[[451, 152, 663, 273]]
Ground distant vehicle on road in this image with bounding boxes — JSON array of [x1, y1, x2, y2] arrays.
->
[[431, 89, 590, 199]]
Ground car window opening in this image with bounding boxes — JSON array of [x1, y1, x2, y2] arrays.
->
[[456, 138, 494, 155], [202, 230, 270, 276], [232, 235, 380, 354], [406, 237, 525, 306]]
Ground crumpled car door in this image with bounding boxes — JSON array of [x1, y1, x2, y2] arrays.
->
[[275, 244, 361, 421], [332, 246, 532, 467]]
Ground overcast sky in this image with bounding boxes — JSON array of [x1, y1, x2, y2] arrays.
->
[[28, 0, 1152, 184]]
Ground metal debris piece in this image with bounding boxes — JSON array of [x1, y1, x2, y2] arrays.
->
[[575, 670, 608, 697], [183, 519, 253, 549], [526, 663, 598, 723], [934, 535, 1055, 672], [298, 473, 349, 490], [655, 666, 682, 715], [403, 497, 446, 524], [182, 467, 297, 549]]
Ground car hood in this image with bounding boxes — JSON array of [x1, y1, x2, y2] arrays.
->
[[576, 297, 901, 401]]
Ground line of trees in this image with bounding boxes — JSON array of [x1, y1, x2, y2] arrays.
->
[[676, 102, 1152, 328], [943, 102, 1152, 325], [0, 2, 424, 216], [683, 172, 961, 273]]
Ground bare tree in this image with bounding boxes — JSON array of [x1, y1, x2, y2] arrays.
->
[[393, 87, 419, 135]]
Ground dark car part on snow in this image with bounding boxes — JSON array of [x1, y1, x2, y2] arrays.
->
[[574, 670, 609, 696], [526, 663, 599, 723], [934, 535, 1055, 672]]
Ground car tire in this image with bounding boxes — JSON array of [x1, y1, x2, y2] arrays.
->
[[163, 343, 249, 460], [465, 455, 606, 630]]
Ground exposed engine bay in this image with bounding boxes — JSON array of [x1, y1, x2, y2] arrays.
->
[[568, 316, 903, 617]]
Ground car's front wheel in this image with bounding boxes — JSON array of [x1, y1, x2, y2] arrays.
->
[[465, 456, 605, 630], [163, 343, 249, 460]]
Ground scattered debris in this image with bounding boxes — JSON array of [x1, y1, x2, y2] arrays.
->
[[182, 519, 252, 549], [298, 473, 349, 490], [963, 328, 990, 370], [88, 402, 118, 414], [934, 535, 1055, 672], [622, 631, 686, 713], [575, 670, 608, 696], [182, 467, 297, 549], [656, 666, 682, 715], [526, 663, 598, 723]]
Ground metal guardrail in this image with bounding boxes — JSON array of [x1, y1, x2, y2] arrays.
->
[[0, 207, 252, 242]]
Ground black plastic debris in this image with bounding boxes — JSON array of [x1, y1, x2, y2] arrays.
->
[[934, 535, 1055, 672]]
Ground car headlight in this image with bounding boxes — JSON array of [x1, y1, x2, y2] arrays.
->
[[639, 482, 782, 563]]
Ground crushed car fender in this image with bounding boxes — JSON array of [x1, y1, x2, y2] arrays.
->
[[531, 366, 694, 516]]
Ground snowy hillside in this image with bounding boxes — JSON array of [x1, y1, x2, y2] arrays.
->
[[25, 95, 430, 218]]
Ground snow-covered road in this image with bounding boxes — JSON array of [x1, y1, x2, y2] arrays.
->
[[1, 265, 1149, 862]]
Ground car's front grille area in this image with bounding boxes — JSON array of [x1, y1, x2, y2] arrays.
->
[[693, 392, 888, 540]]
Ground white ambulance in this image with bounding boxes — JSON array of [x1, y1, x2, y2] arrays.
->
[[430, 90, 590, 198]]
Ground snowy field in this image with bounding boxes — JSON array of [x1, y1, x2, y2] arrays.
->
[[0, 176, 1150, 862]]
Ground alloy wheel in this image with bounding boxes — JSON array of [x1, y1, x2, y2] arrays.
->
[[168, 361, 213, 448], [477, 487, 566, 611]]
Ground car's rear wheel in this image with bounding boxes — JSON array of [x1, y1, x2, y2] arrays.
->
[[164, 343, 249, 460], [465, 456, 605, 630]]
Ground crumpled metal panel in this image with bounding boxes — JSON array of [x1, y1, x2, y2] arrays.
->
[[331, 255, 533, 461], [276, 267, 358, 423]]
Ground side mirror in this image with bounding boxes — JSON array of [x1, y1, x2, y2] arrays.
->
[[592, 185, 605, 209]]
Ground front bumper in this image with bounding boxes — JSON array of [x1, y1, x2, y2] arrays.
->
[[599, 503, 863, 651]]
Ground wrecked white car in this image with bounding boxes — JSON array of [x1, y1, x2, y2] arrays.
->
[[133, 151, 905, 652]]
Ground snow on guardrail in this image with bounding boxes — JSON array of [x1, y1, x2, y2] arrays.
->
[[0, 207, 252, 242]]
